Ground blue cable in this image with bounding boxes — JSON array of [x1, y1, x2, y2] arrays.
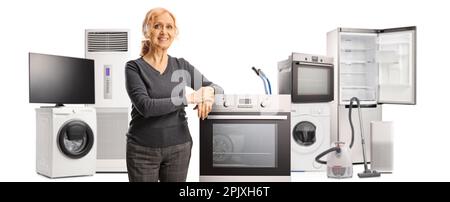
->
[[260, 75, 269, 95], [266, 77, 272, 95], [259, 70, 272, 95], [252, 67, 272, 95]]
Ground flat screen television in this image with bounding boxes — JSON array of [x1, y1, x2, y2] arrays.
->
[[29, 53, 95, 106]]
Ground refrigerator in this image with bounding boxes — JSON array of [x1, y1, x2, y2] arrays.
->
[[327, 26, 416, 164]]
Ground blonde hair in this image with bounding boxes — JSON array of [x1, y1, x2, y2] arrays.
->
[[140, 7, 178, 56]]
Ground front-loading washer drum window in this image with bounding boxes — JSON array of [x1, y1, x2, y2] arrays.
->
[[293, 121, 316, 146], [57, 120, 94, 159]]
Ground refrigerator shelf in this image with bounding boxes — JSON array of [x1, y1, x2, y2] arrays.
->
[[341, 86, 374, 89], [340, 63, 373, 71], [340, 61, 373, 64], [341, 48, 374, 52], [379, 83, 411, 88], [377, 41, 410, 46], [340, 72, 367, 74], [378, 61, 400, 65]]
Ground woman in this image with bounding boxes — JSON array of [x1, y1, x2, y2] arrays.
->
[[125, 7, 223, 182]]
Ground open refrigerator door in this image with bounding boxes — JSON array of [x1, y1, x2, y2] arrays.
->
[[377, 28, 416, 105]]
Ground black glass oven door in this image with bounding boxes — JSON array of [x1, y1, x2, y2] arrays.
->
[[200, 112, 290, 176], [292, 62, 334, 103]]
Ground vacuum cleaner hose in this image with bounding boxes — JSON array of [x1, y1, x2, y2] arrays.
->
[[314, 97, 359, 165], [315, 147, 341, 165], [348, 97, 360, 149]]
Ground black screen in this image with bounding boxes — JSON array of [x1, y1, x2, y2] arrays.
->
[[29, 53, 95, 104]]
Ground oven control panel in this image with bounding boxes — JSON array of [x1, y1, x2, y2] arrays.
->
[[292, 52, 333, 64], [212, 94, 290, 112]]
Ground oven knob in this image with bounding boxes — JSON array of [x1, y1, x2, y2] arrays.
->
[[223, 101, 230, 108], [260, 100, 269, 108]]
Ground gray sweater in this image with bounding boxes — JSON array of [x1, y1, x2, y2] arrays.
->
[[125, 56, 223, 147]]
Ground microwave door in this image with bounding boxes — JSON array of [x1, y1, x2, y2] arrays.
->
[[377, 27, 416, 105]]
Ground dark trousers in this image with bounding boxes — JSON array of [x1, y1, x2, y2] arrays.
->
[[126, 141, 192, 182]]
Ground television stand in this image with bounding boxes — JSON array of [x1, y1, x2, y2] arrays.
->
[[40, 104, 65, 108]]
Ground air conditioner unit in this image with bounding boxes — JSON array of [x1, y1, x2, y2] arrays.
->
[[85, 29, 130, 173]]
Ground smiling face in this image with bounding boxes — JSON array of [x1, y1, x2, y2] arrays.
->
[[146, 12, 176, 51]]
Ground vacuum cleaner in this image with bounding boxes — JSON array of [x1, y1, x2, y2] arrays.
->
[[315, 97, 380, 178]]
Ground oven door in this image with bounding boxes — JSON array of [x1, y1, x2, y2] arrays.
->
[[200, 112, 290, 176], [292, 62, 334, 103]]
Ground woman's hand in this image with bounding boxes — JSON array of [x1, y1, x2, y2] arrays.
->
[[200, 86, 215, 103], [195, 102, 210, 120], [190, 86, 215, 120], [186, 87, 208, 104]]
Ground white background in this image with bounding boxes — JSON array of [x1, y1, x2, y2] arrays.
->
[[0, 0, 449, 182]]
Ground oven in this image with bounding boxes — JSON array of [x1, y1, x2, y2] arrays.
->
[[199, 95, 291, 182], [278, 52, 334, 103]]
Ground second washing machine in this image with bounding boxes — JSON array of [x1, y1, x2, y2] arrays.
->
[[291, 103, 331, 171]]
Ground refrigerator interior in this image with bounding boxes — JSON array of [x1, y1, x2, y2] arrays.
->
[[339, 33, 378, 104]]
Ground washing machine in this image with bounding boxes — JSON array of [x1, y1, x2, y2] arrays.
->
[[36, 107, 96, 178], [291, 103, 330, 171]]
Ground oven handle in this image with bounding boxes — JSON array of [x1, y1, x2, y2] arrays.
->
[[206, 115, 288, 120], [297, 62, 333, 67]]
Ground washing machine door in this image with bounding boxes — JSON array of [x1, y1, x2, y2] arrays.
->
[[293, 121, 316, 146], [291, 116, 325, 154], [58, 120, 94, 159]]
